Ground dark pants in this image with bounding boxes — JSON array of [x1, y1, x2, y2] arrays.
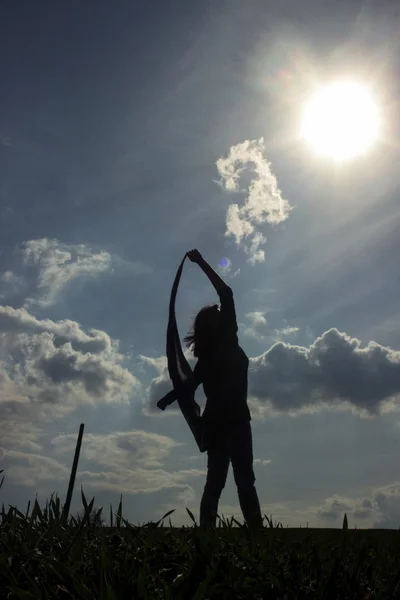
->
[[200, 419, 263, 530]]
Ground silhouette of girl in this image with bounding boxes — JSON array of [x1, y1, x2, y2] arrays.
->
[[157, 249, 263, 531]]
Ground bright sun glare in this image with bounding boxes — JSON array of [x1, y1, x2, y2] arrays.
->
[[301, 81, 381, 160]]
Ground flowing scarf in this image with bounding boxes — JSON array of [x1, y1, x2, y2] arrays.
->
[[166, 256, 207, 453]]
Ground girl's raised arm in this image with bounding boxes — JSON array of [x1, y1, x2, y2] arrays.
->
[[186, 249, 229, 295]]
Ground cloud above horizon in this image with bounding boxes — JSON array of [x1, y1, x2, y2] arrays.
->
[[2, 0, 400, 531], [250, 328, 400, 415], [243, 311, 268, 341], [0, 238, 152, 309], [216, 138, 292, 264], [49, 430, 205, 496], [1, 429, 205, 503], [317, 483, 400, 529], [142, 328, 400, 417], [0, 305, 139, 426], [20, 238, 113, 307], [246, 311, 268, 327]]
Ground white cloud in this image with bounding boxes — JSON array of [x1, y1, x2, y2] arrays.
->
[[216, 138, 292, 263], [78, 469, 200, 498], [50, 430, 205, 497], [274, 326, 300, 341], [0, 305, 114, 354], [1, 429, 205, 500], [20, 238, 112, 307], [0, 271, 25, 296], [317, 494, 355, 522], [242, 325, 264, 341], [276, 326, 299, 336], [1, 449, 70, 487], [139, 352, 200, 415], [246, 311, 267, 327], [0, 238, 152, 308], [139, 354, 171, 412], [316, 483, 400, 529], [242, 311, 267, 341], [0, 421, 44, 453], [254, 458, 272, 466], [0, 305, 139, 426], [51, 430, 183, 469]]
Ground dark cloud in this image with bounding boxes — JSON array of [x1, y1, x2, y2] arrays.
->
[[353, 508, 372, 520], [38, 348, 112, 395], [318, 494, 375, 525], [140, 354, 205, 415], [143, 329, 400, 416], [362, 498, 373, 509], [317, 495, 352, 521], [373, 484, 400, 529], [249, 328, 400, 414], [318, 486, 400, 529], [0, 306, 139, 425], [353, 498, 374, 520]]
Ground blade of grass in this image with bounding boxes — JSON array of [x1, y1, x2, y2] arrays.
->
[[186, 508, 197, 526], [116, 495, 123, 529], [81, 486, 88, 512]]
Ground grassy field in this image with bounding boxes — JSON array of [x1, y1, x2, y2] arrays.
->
[[1, 470, 400, 599]]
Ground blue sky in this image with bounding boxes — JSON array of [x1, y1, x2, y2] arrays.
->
[[1, 0, 400, 527]]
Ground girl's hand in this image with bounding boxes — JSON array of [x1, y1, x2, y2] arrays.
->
[[186, 249, 203, 263]]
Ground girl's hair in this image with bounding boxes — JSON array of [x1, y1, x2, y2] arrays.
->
[[183, 304, 221, 358]]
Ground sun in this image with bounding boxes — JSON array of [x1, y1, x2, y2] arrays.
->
[[301, 81, 381, 160]]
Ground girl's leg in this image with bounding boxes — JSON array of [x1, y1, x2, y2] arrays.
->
[[228, 421, 263, 530], [200, 438, 230, 528]]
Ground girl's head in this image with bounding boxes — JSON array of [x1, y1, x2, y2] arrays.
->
[[184, 304, 222, 357]]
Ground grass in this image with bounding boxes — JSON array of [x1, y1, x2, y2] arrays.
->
[[1, 469, 400, 599]]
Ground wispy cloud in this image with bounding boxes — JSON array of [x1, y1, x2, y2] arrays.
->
[[242, 325, 265, 341], [0, 238, 152, 308], [77, 469, 200, 497], [254, 458, 272, 466], [0, 421, 44, 453], [51, 430, 183, 469], [242, 311, 268, 341], [278, 326, 299, 336], [0, 271, 25, 299], [216, 138, 292, 264], [246, 311, 267, 327], [50, 430, 204, 497], [1, 449, 70, 487], [217, 258, 240, 279], [274, 326, 300, 340], [20, 238, 112, 307], [2, 431, 205, 498]]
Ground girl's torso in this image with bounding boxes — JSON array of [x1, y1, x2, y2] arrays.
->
[[197, 334, 251, 426]]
